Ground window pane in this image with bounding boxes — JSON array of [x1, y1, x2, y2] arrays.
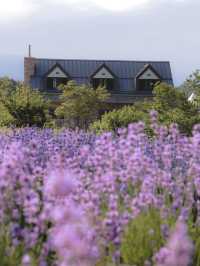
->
[[46, 77, 54, 89], [92, 78, 114, 90], [137, 79, 155, 91], [46, 78, 68, 90]]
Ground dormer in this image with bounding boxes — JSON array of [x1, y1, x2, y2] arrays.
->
[[91, 64, 116, 90], [44, 63, 70, 90], [136, 64, 161, 92]]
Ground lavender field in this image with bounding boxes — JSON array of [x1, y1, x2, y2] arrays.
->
[[1, 113, 200, 266]]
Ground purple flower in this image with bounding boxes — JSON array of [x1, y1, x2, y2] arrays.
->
[[22, 254, 31, 266], [154, 219, 194, 266], [45, 169, 76, 198]]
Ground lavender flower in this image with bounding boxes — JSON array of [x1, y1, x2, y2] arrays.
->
[[0, 121, 199, 265], [154, 219, 194, 266]]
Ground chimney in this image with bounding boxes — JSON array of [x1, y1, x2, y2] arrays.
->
[[28, 44, 31, 57], [24, 45, 36, 85]]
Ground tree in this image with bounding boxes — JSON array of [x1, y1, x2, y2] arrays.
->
[[90, 101, 151, 134], [152, 83, 200, 133], [153, 82, 189, 110], [55, 81, 110, 128], [0, 77, 50, 127], [91, 82, 200, 135], [180, 70, 200, 95]]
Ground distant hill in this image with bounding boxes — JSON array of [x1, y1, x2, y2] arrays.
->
[[0, 55, 23, 81]]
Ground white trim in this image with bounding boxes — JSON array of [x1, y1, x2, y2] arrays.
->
[[53, 79, 57, 88], [93, 67, 114, 79], [139, 68, 160, 80], [47, 66, 68, 78]]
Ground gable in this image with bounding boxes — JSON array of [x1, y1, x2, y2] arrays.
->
[[35, 59, 172, 82], [138, 68, 160, 80], [47, 66, 68, 78], [93, 66, 114, 79]]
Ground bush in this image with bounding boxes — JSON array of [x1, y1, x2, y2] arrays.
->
[[91, 101, 151, 133], [91, 83, 200, 135], [55, 81, 110, 129], [0, 103, 15, 126], [0, 77, 50, 127]]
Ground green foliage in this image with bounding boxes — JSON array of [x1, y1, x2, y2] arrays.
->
[[0, 77, 50, 127], [188, 222, 200, 266], [91, 102, 151, 134], [0, 103, 15, 126], [91, 82, 200, 135], [180, 70, 200, 95], [153, 82, 189, 111], [153, 83, 200, 134], [121, 209, 164, 266], [0, 226, 24, 266], [55, 81, 110, 129]]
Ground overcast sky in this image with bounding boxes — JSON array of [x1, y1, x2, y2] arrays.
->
[[0, 0, 199, 85]]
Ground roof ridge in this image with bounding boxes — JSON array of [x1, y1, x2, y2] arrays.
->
[[35, 57, 170, 64]]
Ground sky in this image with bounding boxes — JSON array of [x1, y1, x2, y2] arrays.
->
[[0, 0, 199, 85]]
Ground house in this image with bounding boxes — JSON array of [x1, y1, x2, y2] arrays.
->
[[188, 92, 196, 102], [24, 56, 173, 104]]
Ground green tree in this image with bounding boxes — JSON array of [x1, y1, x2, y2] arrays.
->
[[55, 81, 110, 128], [152, 83, 200, 133], [153, 82, 189, 111], [180, 70, 200, 95], [91, 101, 151, 134], [91, 82, 200, 135], [0, 77, 50, 127]]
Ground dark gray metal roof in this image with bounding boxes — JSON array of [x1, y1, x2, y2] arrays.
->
[[30, 58, 173, 92], [34, 58, 173, 80]]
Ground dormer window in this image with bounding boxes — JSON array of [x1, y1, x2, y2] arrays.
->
[[47, 77, 68, 89], [136, 64, 161, 92], [91, 64, 116, 91], [45, 64, 69, 90]]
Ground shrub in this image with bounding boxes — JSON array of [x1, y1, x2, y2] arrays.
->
[[0, 77, 50, 127], [91, 101, 151, 134], [91, 83, 200, 135], [55, 81, 110, 129]]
